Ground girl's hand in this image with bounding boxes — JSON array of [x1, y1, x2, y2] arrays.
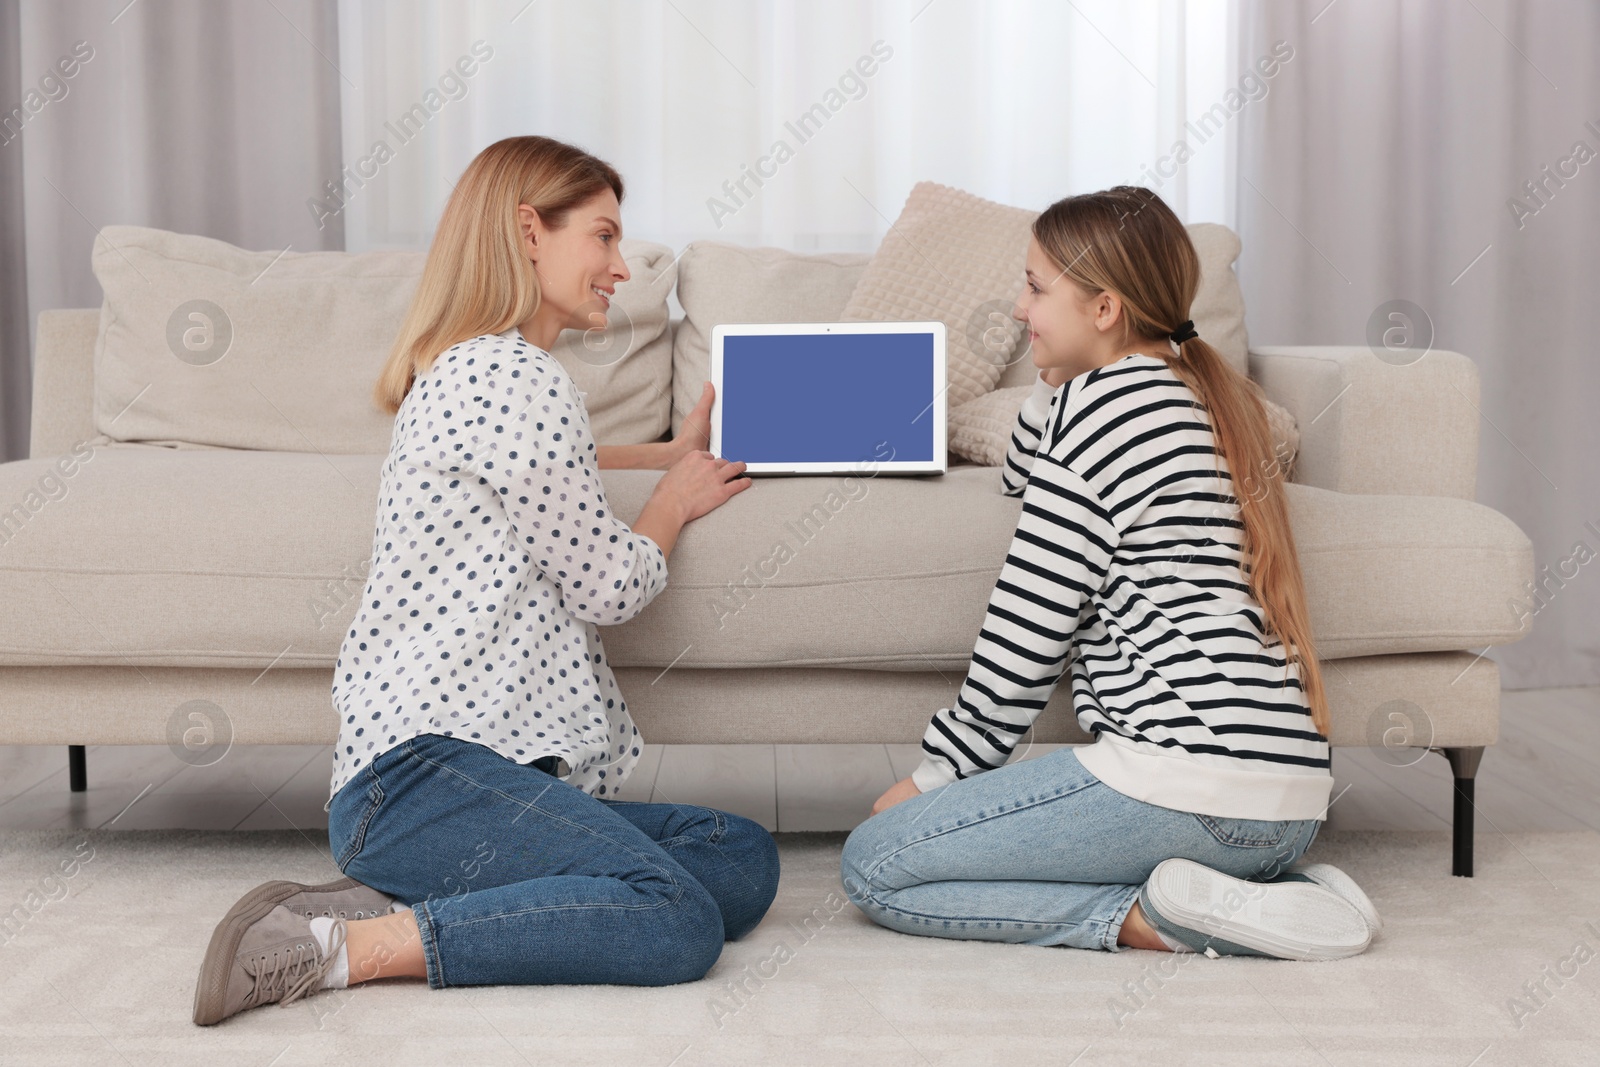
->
[[652, 449, 750, 523], [870, 776, 922, 816]]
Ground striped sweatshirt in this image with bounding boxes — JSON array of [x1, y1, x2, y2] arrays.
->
[[911, 354, 1333, 822]]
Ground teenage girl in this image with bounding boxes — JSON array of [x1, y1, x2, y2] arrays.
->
[[194, 136, 775, 1025], [842, 187, 1380, 960]]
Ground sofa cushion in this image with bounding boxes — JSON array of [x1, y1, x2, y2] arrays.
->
[[0, 445, 384, 668], [671, 242, 870, 437], [1184, 222, 1253, 378], [601, 473, 1530, 669], [90, 226, 674, 452], [0, 449, 1531, 670]]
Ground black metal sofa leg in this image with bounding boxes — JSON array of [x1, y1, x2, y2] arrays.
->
[[1441, 746, 1484, 877], [68, 745, 86, 792]]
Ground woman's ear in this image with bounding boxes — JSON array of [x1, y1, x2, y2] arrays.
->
[[516, 203, 542, 260]]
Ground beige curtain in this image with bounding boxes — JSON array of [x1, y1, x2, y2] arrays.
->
[[0, 0, 345, 463], [1235, 0, 1600, 689], [0, 1, 29, 461]]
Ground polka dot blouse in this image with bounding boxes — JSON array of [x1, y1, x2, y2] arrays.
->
[[328, 324, 668, 802]]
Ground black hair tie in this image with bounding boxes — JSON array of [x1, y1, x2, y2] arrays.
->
[[1169, 320, 1198, 345]]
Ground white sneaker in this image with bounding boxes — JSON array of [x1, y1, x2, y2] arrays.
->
[[1276, 862, 1382, 939], [1139, 857, 1372, 961]]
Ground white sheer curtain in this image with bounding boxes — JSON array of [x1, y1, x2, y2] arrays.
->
[[334, 0, 1240, 254], [1235, 0, 1600, 690]]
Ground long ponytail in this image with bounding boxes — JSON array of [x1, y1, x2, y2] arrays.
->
[[1031, 187, 1328, 737]]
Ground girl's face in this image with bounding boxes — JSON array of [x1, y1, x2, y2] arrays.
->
[[518, 189, 630, 348], [1013, 236, 1129, 380]]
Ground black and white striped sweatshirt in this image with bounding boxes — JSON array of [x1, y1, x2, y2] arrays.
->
[[911, 354, 1333, 821]]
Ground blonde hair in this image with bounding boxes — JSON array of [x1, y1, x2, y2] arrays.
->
[[373, 135, 624, 415], [1032, 186, 1328, 737]]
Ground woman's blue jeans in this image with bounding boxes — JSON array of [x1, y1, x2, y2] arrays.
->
[[841, 746, 1322, 951], [327, 733, 780, 987]]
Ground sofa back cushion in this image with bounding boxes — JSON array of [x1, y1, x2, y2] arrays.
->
[[1180, 222, 1252, 377], [89, 225, 673, 452], [670, 242, 870, 437], [91, 226, 418, 453]]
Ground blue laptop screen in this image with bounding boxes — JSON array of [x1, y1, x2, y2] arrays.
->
[[719, 332, 936, 464]]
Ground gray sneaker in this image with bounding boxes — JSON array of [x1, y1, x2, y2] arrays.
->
[[1272, 862, 1382, 939], [193, 901, 347, 1025], [262, 876, 395, 921], [1139, 857, 1372, 961]]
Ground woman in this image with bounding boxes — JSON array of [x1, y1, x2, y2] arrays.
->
[[841, 187, 1380, 960], [193, 136, 776, 1026]]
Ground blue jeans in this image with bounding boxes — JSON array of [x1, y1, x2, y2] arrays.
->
[[327, 733, 780, 987], [841, 746, 1322, 951]]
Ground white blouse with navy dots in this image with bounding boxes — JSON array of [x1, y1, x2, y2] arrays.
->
[[328, 324, 667, 803]]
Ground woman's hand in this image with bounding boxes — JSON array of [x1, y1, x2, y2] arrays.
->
[[870, 776, 922, 816], [597, 384, 716, 470], [669, 381, 716, 461], [655, 449, 750, 523], [631, 449, 751, 559]]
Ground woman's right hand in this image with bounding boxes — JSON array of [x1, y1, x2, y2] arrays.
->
[[653, 449, 751, 524]]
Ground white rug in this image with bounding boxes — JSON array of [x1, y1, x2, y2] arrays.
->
[[0, 828, 1595, 1067]]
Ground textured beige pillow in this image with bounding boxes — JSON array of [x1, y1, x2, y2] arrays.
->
[[671, 242, 870, 437], [1263, 396, 1301, 479], [840, 182, 1036, 411], [91, 226, 673, 452], [950, 379, 1300, 479], [946, 384, 1032, 467]]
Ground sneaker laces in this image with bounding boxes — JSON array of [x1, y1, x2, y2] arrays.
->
[[244, 918, 347, 1010]]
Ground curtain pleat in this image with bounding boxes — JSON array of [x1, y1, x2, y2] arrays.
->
[[0, 0, 29, 462]]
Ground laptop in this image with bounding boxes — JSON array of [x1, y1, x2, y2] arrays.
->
[[709, 321, 947, 476]]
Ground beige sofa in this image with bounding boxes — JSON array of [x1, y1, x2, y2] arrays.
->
[[0, 225, 1533, 876]]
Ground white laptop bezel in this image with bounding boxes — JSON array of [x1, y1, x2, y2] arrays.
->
[[709, 320, 948, 476]]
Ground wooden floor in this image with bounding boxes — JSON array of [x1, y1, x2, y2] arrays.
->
[[0, 686, 1594, 836]]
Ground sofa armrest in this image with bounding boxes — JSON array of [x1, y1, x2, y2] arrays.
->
[[1249, 345, 1479, 500], [30, 308, 102, 460]]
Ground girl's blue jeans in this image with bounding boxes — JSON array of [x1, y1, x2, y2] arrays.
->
[[841, 746, 1322, 951], [327, 733, 780, 987]]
